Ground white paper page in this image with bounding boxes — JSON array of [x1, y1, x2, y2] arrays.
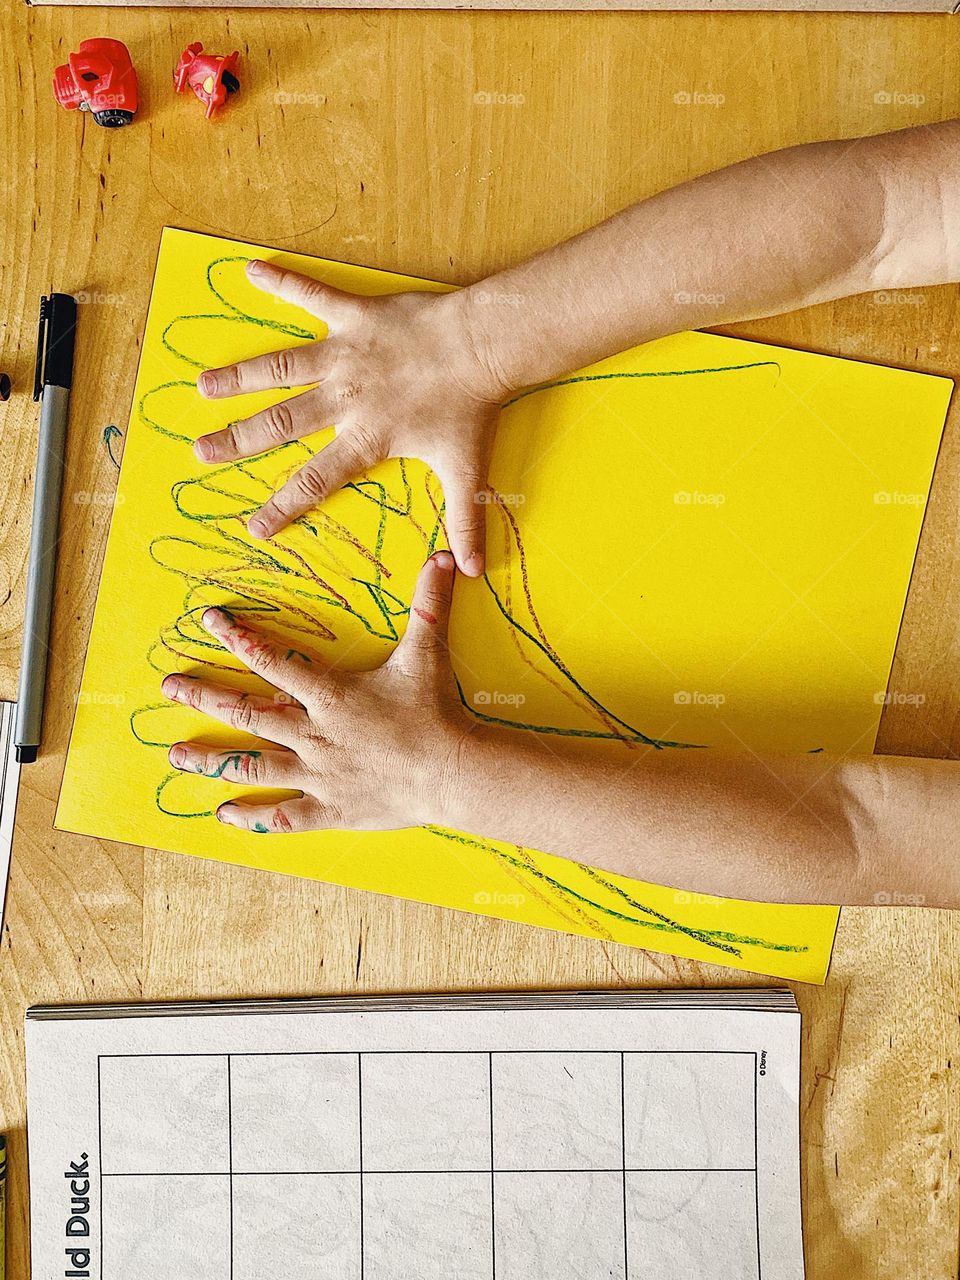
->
[[26, 999, 802, 1280]]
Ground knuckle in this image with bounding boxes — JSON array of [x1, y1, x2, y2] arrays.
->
[[177, 680, 203, 711], [307, 681, 344, 722], [421, 586, 447, 617], [342, 423, 379, 467], [239, 752, 268, 784], [245, 636, 280, 677], [269, 349, 295, 386], [451, 507, 482, 538], [270, 806, 297, 833], [220, 422, 241, 456], [227, 695, 258, 733], [316, 801, 342, 830], [339, 378, 363, 405], [290, 465, 328, 504], [262, 401, 295, 445], [298, 278, 327, 308]]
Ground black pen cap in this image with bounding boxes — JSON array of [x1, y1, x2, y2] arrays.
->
[[34, 293, 78, 399]]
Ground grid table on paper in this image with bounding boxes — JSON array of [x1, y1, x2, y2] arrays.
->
[[96, 1049, 761, 1280]]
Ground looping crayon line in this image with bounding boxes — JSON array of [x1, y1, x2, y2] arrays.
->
[[131, 254, 803, 960], [503, 360, 781, 408]]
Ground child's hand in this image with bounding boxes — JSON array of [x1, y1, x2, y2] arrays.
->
[[194, 260, 505, 577], [162, 552, 466, 833]]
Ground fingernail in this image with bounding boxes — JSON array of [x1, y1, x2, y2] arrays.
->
[[464, 552, 483, 577], [248, 515, 268, 539], [169, 745, 186, 768], [162, 676, 181, 700], [194, 436, 214, 462], [216, 803, 237, 825], [247, 259, 266, 275], [202, 607, 227, 631], [198, 371, 218, 396], [431, 550, 456, 572]]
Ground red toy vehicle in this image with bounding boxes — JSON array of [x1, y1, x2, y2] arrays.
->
[[53, 38, 138, 128], [174, 43, 240, 120]]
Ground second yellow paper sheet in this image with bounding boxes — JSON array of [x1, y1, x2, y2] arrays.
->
[[56, 229, 953, 983]]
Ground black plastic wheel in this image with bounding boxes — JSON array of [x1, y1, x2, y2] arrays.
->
[[92, 109, 135, 128], [222, 71, 240, 95]]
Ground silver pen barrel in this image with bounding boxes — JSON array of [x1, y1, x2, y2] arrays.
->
[[15, 384, 70, 761]]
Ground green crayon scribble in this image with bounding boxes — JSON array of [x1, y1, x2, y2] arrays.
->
[[129, 252, 808, 964]]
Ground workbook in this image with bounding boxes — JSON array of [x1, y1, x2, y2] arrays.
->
[[26, 990, 802, 1279], [56, 228, 953, 983]]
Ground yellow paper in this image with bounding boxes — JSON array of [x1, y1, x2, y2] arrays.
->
[[56, 229, 953, 984]]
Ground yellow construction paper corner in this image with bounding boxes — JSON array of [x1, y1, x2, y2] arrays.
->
[[56, 228, 953, 984]]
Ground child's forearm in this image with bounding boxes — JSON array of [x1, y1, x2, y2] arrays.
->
[[454, 121, 960, 397], [438, 727, 960, 907]]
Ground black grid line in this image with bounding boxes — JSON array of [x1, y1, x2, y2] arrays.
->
[[100, 1165, 758, 1177], [620, 1051, 628, 1276], [98, 1048, 756, 1059], [95, 1047, 762, 1280], [227, 1056, 233, 1280], [754, 1052, 761, 1276], [97, 1056, 103, 1280], [488, 1052, 496, 1280], [358, 1052, 364, 1280]]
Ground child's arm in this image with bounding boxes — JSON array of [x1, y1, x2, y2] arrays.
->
[[163, 556, 960, 908], [195, 120, 960, 575]]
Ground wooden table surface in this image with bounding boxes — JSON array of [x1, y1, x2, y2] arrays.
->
[[4, 6, 960, 1277]]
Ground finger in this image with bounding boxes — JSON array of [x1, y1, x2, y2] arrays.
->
[[161, 673, 305, 747], [201, 607, 320, 701], [435, 461, 487, 578], [245, 259, 363, 329], [216, 795, 331, 834], [168, 743, 304, 788], [396, 551, 456, 663], [195, 387, 336, 465], [247, 428, 381, 540], [197, 338, 336, 400]]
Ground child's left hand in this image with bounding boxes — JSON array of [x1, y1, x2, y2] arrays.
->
[[162, 552, 466, 833]]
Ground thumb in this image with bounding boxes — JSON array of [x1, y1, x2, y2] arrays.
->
[[437, 462, 487, 579], [398, 551, 457, 661]]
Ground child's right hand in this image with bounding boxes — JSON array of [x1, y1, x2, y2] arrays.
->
[[194, 259, 508, 577]]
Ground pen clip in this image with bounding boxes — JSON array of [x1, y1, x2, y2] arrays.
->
[[33, 295, 48, 403]]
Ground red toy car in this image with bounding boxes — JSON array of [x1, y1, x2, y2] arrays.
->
[[53, 38, 138, 128], [174, 43, 240, 120]]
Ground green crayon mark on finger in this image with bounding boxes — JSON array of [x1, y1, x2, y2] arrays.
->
[[204, 751, 261, 778]]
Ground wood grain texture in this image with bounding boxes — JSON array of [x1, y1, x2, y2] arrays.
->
[[26, 1, 960, 12], [3, 7, 960, 1277]]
